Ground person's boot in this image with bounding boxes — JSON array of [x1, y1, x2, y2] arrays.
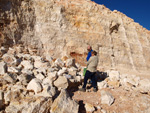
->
[[93, 88, 97, 92], [79, 88, 86, 92]]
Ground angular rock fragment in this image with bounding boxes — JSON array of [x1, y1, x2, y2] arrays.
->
[[101, 90, 115, 106], [27, 78, 43, 94], [54, 76, 68, 90], [50, 89, 79, 113], [0, 62, 7, 75]]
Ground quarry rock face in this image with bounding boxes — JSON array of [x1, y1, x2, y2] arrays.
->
[[1, 1, 150, 112], [1, 0, 150, 75]]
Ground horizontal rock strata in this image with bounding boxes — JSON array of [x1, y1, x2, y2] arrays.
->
[[1, 0, 150, 75]]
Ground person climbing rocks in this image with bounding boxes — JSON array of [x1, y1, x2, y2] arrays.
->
[[80, 50, 99, 92]]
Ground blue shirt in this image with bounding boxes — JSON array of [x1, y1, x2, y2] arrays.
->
[[86, 50, 93, 61]]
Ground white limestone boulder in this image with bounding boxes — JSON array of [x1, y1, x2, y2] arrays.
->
[[57, 67, 67, 76], [2, 54, 17, 66], [100, 90, 115, 106], [108, 70, 120, 81], [75, 76, 82, 82], [97, 81, 108, 90], [35, 73, 45, 80], [7, 67, 19, 73], [5, 96, 52, 113], [85, 103, 95, 112], [42, 77, 53, 86], [20, 60, 33, 70], [27, 78, 43, 94], [31, 55, 42, 62], [50, 89, 79, 113], [54, 76, 68, 90], [34, 60, 49, 69], [0, 61, 7, 75], [40, 84, 56, 97], [68, 67, 78, 76], [47, 71, 57, 81]]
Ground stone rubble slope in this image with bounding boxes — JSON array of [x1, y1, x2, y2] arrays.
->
[[0, 45, 82, 113], [0, 45, 150, 113]]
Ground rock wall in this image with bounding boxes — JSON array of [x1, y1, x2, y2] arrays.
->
[[0, 0, 36, 46], [1, 0, 150, 75]]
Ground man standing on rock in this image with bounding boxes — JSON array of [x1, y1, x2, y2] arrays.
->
[[80, 50, 98, 92]]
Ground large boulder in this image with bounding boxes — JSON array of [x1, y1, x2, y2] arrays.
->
[[0, 62, 7, 75], [34, 60, 49, 69], [2, 54, 18, 66], [7, 67, 19, 73], [5, 96, 53, 113], [31, 56, 42, 62], [85, 103, 95, 112], [108, 71, 120, 81], [35, 73, 45, 80], [42, 77, 53, 86], [54, 76, 68, 90], [27, 78, 43, 94], [57, 67, 67, 76], [100, 90, 115, 106], [97, 81, 108, 90], [47, 71, 58, 81], [50, 89, 79, 113], [20, 60, 33, 70], [40, 84, 56, 98]]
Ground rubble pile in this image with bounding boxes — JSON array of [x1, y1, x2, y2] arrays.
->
[[0, 45, 150, 113]]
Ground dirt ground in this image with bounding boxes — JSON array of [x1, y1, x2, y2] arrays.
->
[[68, 84, 150, 113]]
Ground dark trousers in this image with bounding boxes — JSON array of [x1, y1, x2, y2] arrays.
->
[[83, 70, 97, 89]]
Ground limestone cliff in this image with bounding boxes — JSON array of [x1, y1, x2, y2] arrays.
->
[[1, 0, 150, 75]]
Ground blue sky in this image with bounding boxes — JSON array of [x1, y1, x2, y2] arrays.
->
[[93, 0, 150, 30]]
